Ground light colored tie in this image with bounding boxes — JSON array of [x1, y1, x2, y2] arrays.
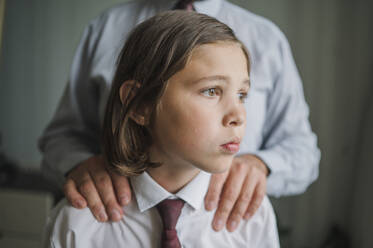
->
[[156, 199, 185, 248]]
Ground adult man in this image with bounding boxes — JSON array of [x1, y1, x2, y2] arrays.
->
[[39, 0, 320, 232]]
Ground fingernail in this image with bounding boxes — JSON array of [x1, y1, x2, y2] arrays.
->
[[110, 209, 122, 221], [229, 221, 237, 231], [98, 210, 108, 222], [206, 201, 216, 211], [214, 219, 224, 231], [120, 195, 130, 205]]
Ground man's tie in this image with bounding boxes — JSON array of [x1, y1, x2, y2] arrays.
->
[[173, 0, 195, 11], [156, 199, 185, 248]]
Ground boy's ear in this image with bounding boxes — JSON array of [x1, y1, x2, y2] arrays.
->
[[119, 80, 138, 104], [119, 80, 149, 126]]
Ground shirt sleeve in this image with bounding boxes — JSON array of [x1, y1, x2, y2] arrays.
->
[[253, 31, 321, 197], [38, 20, 102, 187]]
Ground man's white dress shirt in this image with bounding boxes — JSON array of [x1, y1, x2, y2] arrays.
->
[[39, 0, 321, 197], [45, 171, 280, 247]]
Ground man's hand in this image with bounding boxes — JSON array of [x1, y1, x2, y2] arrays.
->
[[64, 155, 131, 222], [204, 154, 269, 232]]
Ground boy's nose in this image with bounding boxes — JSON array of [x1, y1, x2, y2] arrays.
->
[[222, 105, 245, 127]]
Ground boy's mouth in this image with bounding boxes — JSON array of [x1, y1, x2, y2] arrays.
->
[[221, 138, 241, 153]]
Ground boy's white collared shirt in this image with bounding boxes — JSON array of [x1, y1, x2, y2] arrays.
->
[[45, 171, 280, 248]]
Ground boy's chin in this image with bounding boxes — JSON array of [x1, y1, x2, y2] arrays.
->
[[199, 158, 233, 174]]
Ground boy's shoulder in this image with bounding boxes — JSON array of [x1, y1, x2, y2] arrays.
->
[[45, 196, 160, 247], [250, 195, 276, 224], [229, 195, 279, 247], [49, 199, 98, 233], [241, 195, 279, 247], [179, 195, 279, 247]]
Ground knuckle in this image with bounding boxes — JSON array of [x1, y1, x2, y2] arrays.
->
[[111, 172, 124, 182], [79, 181, 93, 196], [250, 201, 261, 212], [90, 204, 104, 213], [204, 195, 214, 203], [218, 205, 231, 216], [239, 193, 252, 205], [206, 187, 223, 201], [230, 210, 244, 220], [110, 170, 127, 183], [104, 199, 118, 209], [222, 192, 236, 205], [64, 189, 75, 201], [219, 201, 235, 215], [208, 188, 221, 198], [231, 203, 246, 217], [117, 188, 130, 199], [233, 162, 245, 172], [95, 175, 109, 188]]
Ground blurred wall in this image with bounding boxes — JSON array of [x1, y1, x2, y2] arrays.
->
[[1, 0, 373, 247], [0, 0, 127, 169]]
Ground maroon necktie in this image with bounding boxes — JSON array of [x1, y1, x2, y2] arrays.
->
[[156, 199, 185, 248], [173, 0, 195, 11]]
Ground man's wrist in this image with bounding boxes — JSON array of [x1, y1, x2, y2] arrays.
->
[[239, 153, 270, 176], [252, 155, 270, 176]]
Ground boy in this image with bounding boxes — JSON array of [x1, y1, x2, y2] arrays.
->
[[45, 11, 280, 248]]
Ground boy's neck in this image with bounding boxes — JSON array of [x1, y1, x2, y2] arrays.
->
[[146, 165, 200, 194]]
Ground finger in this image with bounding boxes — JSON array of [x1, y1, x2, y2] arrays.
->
[[212, 168, 246, 232], [64, 178, 87, 209], [90, 167, 124, 222], [226, 175, 257, 232], [204, 171, 229, 211], [110, 171, 132, 206], [77, 175, 108, 222], [244, 178, 266, 220]]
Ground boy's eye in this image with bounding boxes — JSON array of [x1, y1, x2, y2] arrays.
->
[[202, 88, 220, 97], [238, 91, 249, 103]]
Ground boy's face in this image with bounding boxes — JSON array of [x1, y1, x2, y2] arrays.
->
[[149, 42, 249, 174]]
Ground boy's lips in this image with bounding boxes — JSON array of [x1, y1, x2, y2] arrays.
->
[[221, 138, 241, 153]]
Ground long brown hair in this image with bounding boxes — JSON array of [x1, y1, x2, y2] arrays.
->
[[102, 10, 250, 176]]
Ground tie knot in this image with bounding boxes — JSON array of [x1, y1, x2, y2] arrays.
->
[[173, 0, 195, 11], [156, 199, 184, 230]]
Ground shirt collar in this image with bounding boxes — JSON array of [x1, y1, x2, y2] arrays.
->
[[130, 171, 211, 212]]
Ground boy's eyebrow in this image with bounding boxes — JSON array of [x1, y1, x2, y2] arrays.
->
[[193, 75, 250, 86]]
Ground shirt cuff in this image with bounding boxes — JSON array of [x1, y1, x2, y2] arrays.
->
[[252, 149, 288, 198]]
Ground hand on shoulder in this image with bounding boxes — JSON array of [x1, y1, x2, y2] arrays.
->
[[205, 154, 268, 232], [64, 155, 132, 222]]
